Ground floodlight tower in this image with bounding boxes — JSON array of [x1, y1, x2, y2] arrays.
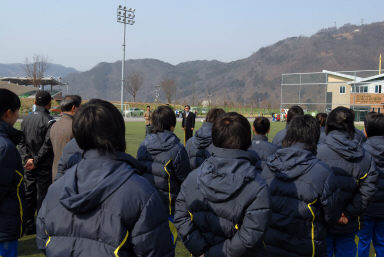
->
[[117, 5, 135, 111]]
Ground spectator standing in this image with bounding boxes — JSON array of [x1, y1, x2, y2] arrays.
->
[[185, 108, 225, 170], [181, 105, 195, 144], [144, 105, 152, 135], [19, 91, 55, 235], [175, 112, 271, 257], [249, 116, 278, 170], [0, 89, 24, 257], [36, 99, 174, 257], [261, 115, 342, 257], [272, 105, 304, 147], [49, 95, 81, 181], [316, 112, 327, 144], [137, 105, 191, 245], [317, 106, 378, 257], [358, 112, 384, 257]]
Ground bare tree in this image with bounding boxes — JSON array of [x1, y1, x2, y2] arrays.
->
[[160, 79, 176, 104], [24, 55, 48, 88], [124, 72, 144, 102]]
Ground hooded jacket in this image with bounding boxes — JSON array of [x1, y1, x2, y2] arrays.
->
[[272, 127, 286, 147], [261, 144, 342, 257], [174, 146, 270, 257], [363, 136, 384, 218], [185, 122, 213, 170], [36, 150, 174, 257], [137, 130, 191, 216], [0, 120, 24, 242], [317, 130, 378, 234], [318, 127, 326, 145], [55, 138, 83, 181], [248, 135, 278, 170]]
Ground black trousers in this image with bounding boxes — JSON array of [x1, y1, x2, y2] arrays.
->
[[184, 128, 193, 143], [23, 167, 52, 231]]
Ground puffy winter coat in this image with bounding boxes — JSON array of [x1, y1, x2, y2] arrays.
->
[[248, 135, 278, 170], [318, 127, 326, 145], [0, 120, 24, 242], [175, 146, 271, 257], [137, 130, 191, 216], [36, 150, 174, 257], [55, 138, 82, 181], [317, 130, 378, 234], [363, 136, 384, 218], [272, 127, 286, 147], [261, 144, 342, 257], [185, 122, 213, 170]]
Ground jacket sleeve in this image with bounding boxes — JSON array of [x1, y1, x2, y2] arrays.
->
[[36, 198, 48, 253], [320, 171, 343, 224], [205, 184, 271, 257], [33, 122, 54, 166], [191, 114, 195, 129], [174, 189, 208, 256], [130, 190, 175, 257], [18, 121, 31, 162], [174, 147, 192, 183], [345, 158, 378, 217], [0, 147, 16, 202]]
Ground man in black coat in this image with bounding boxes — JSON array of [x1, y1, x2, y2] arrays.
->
[[181, 105, 195, 144], [19, 91, 55, 235]]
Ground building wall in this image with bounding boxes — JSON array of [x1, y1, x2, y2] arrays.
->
[[326, 75, 352, 109]]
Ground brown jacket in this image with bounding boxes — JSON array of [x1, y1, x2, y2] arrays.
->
[[144, 110, 152, 125], [50, 113, 73, 181]]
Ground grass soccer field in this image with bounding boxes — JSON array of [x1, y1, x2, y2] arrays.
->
[[16, 121, 371, 257]]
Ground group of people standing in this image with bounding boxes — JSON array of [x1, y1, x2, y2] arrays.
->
[[1, 87, 384, 257]]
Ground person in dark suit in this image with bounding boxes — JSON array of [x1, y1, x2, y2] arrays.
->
[[181, 105, 195, 144]]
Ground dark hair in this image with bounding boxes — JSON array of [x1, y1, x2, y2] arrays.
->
[[326, 106, 355, 139], [287, 105, 304, 123], [185, 105, 190, 109], [253, 117, 270, 135], [60, 95, 82, 112], [282, 115, 320, 153], [73, 99, 125, 152], [316, 113, 327, 127], [0, 89, 21, 118], [35, 90, 52, 106], [151, 105, 176, 133], [364, 112, 384, 137], [146, 105, 150, 108], [206, 108, 225, 123], [212, 112, 251, 150]]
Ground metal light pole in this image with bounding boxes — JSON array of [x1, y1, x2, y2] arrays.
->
[[117, 5, 135, 111]]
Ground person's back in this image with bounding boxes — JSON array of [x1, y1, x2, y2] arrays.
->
[[316, 107, 377, 257], [358, 112, 384, 257], [272, 105, 304, 147], [0, 89, 24, 257], [185, 108, 225, 170], [249, 117, 278, 170], [175, 112, 271, 257], [137, 106, 191, 220], [316, 113, 327, 145], [261, 115, 342, 257], [36, 99, 174, 257]]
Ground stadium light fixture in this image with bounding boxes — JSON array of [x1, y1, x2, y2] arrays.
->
[[117, 5, 136, 111]]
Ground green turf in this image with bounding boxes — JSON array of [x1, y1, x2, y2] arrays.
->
[[16, 121, 371, 256]]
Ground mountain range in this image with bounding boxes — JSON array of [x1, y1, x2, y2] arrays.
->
[[2, 21, 384, 107]]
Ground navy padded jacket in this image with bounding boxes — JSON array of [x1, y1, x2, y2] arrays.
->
[[0, 121, 24, 242], [317, 130, 378, 234], [175, 146, 270, 257], [36, 150, 174, 257], [137, 130, 191, 216], [261, 144, 342, 257], [248, 135, 278, 170], [185, 122, 213, 170]]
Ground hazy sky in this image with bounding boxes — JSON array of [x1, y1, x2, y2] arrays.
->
[[2, 0, 384, 71]]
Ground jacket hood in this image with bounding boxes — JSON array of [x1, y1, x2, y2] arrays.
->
[[0, 120, 23, 145], [365, 137, 384, 168], [197, 146, 258, 202], [325, 130, 364, 160], [144, 130, 180, 155], [191, 122, 212, 148], [59, 150, 137, 213], [266, 144, 317, 181]]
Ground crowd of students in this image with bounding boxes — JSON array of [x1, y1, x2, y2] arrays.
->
[[1, 87, 384, 257]]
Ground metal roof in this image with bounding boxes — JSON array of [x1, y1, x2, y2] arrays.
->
[[0, 77, 67, 86]]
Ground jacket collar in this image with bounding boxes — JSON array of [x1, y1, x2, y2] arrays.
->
[[253, 134, 268, 142], [35, 105, 50, 114], [210, 145, 258, 164], [0, 120, 23, 145], [61, 113, 74, 119]]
